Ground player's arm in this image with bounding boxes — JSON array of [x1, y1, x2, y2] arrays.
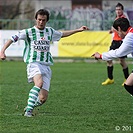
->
[[109, 26, 113, 34], [62, 26, 89, 37], [92, 35, 133, 60], [102, 39, 132, 60], [0, 39, 13, 60], [0, 30, 26, 60]]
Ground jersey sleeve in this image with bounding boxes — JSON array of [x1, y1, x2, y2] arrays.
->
[[10, 29, 27, 42], [50, 28, 63, 41], [102, 33, 133, 60]]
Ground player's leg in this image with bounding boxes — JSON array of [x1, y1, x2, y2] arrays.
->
[[24, 74, 43, 117], [102, 60, 114, 85], [119, 58, 129, 86], [125, 72, 133, 85], [102, 41, 115, 85], [24, 63, 43, 117], [124, 72, 133, 96], [34, 66, 51, 107], [35, 89, 48, 107], [107, 60, 114, 80], [39, 89, 48, 104]]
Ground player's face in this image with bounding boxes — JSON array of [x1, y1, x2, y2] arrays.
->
[[36, 15, 47, 30], [115, 7, 123, 17]]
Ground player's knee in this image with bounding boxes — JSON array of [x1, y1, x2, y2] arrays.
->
[[35, 80, 43, 88], [120, 63, 127, 69], [119, 59, 127, 67], [120, 62, 124, 67], [39, 89, 48, 104], [39, 93, 48, 104], [40, 96, 47, 104], [107, 60, 113, 66]]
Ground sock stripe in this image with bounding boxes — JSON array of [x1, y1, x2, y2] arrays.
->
[[29, 93, 38, 98], [31, 89, 40, 93], [33, 86, 40, 92], [27, 106, 33, 111], [28, 104, 34, 107], [29, 100, 35, 104]]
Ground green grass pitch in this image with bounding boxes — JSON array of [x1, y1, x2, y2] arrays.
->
[[0, 60, 133, 133]]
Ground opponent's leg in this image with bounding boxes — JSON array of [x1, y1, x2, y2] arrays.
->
[[102, 60, 114, 85], [119, 58, 129, 86], [124, 73, 133, 96], [124, 84, 133, 96]]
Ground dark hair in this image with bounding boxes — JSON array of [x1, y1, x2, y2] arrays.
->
[[35, 9, 49, 21], [116, 3, 124, 10], [113, 18, 130, 32]]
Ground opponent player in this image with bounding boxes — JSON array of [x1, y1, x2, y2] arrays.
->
[[102, 3, 129, 86], [0, 9, 89, 117], [92, 18, 133, 96]]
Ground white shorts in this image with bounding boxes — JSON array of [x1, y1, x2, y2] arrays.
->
[[27, 62, 52, 91]]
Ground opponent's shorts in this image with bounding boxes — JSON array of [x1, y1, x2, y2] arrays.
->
[[27, 62, 52, 91], [109, 40, 127, 58]]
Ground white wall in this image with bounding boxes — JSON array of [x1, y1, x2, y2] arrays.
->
[[0, 30, 58, 57]]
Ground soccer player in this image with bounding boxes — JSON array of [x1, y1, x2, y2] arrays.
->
[[92, 18, 133, 96], [102, 3, 129, 86], [0, 9, 89, 117]]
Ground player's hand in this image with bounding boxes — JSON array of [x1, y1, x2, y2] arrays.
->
[[109, 30, 113, 34], [0, 51, 6, 60], [79, 26, 89, 31], [91, 52, 101, 60]]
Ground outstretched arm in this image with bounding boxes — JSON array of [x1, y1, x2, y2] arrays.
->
[[62, 26, 89, 37], [0, 39, 13, 60], [92, 34, 133, 61]]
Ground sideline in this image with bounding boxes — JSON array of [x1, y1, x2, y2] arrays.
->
[[1, 57, 133, 64]]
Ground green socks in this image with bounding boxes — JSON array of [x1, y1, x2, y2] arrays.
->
[[26, 86, 40, 112]]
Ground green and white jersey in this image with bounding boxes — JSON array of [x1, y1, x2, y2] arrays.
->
[[11, 26, 62, 65]]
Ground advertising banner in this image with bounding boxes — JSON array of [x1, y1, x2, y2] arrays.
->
[[58, 31, 112, 57]]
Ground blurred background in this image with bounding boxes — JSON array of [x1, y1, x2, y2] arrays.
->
[[0, 0, 133, 30], [0, 0, 133, 58]]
